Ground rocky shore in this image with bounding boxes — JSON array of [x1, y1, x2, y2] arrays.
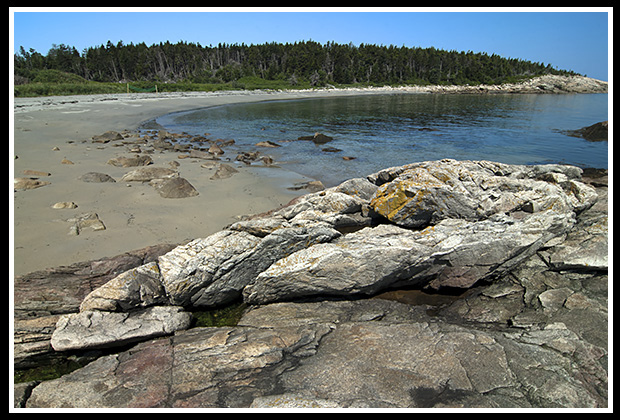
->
[[13, 75, 608, 115], [14, 158, 608, 409]]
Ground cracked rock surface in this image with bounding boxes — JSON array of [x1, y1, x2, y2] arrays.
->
[[14, 160, 608, 408]]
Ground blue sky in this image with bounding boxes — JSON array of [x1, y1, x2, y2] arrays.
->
[[11, 7, 611, 81]]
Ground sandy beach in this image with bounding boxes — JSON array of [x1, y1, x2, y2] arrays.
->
[[11, 76, 608, 276], [12, 89, 379, 276]]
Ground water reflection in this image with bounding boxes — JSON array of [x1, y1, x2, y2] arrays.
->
[[158, 93, 608, 186]]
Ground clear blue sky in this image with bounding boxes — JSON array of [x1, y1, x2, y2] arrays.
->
[[11, 7, 611, 81]]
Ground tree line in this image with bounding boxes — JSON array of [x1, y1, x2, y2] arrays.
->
[[14, 40, 579, 87]]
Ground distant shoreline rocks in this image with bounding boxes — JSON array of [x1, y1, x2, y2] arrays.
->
[[13, 75, 608, 115]]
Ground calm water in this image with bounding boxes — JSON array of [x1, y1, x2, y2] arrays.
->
[[157, 93, 608, 187]]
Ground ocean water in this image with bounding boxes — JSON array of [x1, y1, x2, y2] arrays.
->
[[157, 93, 608, 187]]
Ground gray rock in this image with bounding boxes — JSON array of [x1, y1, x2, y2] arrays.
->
[[28, 321, 332, 408], [368, 159, 596, 229], [13, 244, 179, 369], [91, 131, 123, 143], [50, 306, 191, 352], [120, 167, 178, 182], [26, 298, 606, 408], [158, 223, 340, 308], [210, 163, 239, 180], [78, 172, 116, 183], [561, 121, 608, 142], [67, 212, 106, 235], [16, 160, 608, 409], [151, 177, 199, 198], [107, 155, 153, 167], [80, 262, 168, 312], [243, 210, 574, 303]]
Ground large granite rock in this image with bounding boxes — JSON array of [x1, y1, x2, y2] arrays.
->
[[26, 296, 607, 408], [15, 160, 608, 408], [50, 306, 192, 352], [13, 244, 179, 369], [48, 159, 602, 347], [243, 210, 574, 303], [367, 160, 593, 228]]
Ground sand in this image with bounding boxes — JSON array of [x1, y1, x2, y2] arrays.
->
[[12, 89, 383, 276]]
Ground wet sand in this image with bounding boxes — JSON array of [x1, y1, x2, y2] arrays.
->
[[12, 89, 376, 276]]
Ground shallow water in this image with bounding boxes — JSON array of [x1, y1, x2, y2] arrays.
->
[[157, 93, 608, 187]]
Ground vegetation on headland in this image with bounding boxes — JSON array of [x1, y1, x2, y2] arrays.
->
[[14, 40, 581, 97]]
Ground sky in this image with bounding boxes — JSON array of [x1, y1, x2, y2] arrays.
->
[[10, 7, 612, 81]]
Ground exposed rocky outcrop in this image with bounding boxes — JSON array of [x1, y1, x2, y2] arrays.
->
[[561, 121, 608, 142], [14, 159, 608, 408], [420, 75, 608, 95], [14, 243, 179, 369]]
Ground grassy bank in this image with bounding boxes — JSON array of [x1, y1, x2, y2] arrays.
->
[[13, 69, 437, 97]]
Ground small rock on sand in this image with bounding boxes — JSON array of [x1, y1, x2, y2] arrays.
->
[[52, 202, 78, 209]]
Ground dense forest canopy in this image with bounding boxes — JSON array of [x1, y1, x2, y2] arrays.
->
[[14, 40, 579, 88]]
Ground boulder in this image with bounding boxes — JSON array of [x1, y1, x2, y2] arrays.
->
[[210, 163, 239, 180], [22, 169, 51, 177], [50, 306, 191, 352], [107, 155, 153, 167], [188, 149, 217, 160], [80, 262, 168, 312], [297, 132, 334, 145], [208, 144, 224, 156], [243, 210, 573, 303], [151, 177, 199, 198], [91, 131, 124, 143], [73, 159, 600, 311], [51, 201, 78, 209], [288, 180, 326, 193], [120, 167, 178, 182], [78, 172, 116, 183], [368, 159, 595, 229], [562, 121, 608, 142], [235, 151, 261, 165], [158, 223, 340, 308], [255, 140, 281, 147]]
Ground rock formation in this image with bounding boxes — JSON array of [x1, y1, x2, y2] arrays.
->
[[14, 159, 608, 409]]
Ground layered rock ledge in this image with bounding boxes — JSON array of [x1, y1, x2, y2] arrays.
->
[[14, 159, 608, 408]]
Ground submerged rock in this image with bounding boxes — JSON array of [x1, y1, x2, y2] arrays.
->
[[297, 132, 334, 145]]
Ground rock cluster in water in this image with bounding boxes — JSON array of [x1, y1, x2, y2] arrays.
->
[[14, 159, 608, 409]]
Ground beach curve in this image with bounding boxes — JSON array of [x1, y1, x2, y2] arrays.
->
[[12, 89, 359, 276]]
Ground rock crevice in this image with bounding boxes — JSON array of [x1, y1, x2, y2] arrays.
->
[[14, 159, 608, 408]]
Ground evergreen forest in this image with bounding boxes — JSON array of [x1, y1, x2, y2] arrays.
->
[[14, 40, 580, 96]]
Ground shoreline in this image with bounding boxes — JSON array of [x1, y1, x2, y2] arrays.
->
[[12, 90, 345, 276], [11, 75, 608, 276]]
